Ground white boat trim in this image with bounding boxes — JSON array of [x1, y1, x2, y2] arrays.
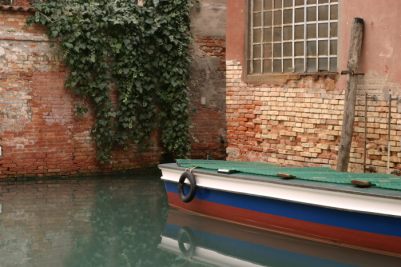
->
[[160, 167, 401, 217]]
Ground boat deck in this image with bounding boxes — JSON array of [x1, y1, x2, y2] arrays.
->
[[161, 160, 401, 200]]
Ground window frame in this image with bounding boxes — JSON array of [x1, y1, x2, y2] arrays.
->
[[0, 0, 12, 5], [243, 0, 339, 84]]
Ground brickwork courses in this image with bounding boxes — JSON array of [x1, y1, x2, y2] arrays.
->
[[0, 2, 227, 178], [226, 60, 401, 174]]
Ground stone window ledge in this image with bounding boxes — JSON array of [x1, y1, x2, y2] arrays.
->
[[0, 5, 34, 12], [245, 72, 338, 85]]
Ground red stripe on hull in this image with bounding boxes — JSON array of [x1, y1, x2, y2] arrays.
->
[[167, 192, 401, 256]]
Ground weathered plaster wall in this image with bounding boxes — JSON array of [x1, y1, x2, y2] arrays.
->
[[339, 0, 401, 87], [189, 0, 227, 159], [191, 0, 226, 37], [226, 0, 246, 65], [226, 0, 401, 173]]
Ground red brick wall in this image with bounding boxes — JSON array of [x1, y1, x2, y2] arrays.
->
[[0, 4, 227, 177], [0, 9, 163, 178], [13, 0, 29, 6], [196, 37, 225, 72], [0, 9, 157, 178], [0, 11, 139, 177], [0, 30, 161, 177]]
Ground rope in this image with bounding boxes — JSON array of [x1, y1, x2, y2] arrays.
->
[[185, 166, 198, 173]]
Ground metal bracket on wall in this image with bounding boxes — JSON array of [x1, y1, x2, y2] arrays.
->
[[340, 70, 365, 76]]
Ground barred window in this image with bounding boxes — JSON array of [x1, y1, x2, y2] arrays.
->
[[248, 0, 338, 74], [0, 0, 12, 5], [0, 0, 42, 5]]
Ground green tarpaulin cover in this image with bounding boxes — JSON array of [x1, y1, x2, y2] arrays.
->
[[176, 159, 401, 191]]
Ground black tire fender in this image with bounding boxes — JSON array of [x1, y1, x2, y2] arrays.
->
[[178, 171, 197, 203]]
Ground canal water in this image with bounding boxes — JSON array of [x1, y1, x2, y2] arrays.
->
[[0, 169, 400, 267]]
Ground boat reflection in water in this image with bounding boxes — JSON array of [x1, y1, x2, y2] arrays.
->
[[160, 208, 401, 267]]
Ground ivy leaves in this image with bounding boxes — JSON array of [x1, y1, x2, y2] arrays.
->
[[30, 0, 191, 162]]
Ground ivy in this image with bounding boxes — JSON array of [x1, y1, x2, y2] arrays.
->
[[29, 0, 192, 163]]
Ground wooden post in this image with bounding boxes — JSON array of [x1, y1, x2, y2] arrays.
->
[[387, 94, 392, 174], [336, 18, 364, 172]]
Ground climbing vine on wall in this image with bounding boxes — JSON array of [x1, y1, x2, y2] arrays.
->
[[29, 0, 192, 163]]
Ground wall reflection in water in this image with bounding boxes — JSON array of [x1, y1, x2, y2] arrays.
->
[[0, 173, 201, 267], [1, 173, 400, 267]]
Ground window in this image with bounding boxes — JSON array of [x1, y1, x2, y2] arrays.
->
[[0, 0, 12, 5], [248, 0, 338, 74]]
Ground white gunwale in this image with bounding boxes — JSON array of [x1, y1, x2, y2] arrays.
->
[[159, 164, 401, 218]]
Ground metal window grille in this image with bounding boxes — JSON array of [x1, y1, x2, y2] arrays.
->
[[0, 0, 43, 4], [248, 0, 338, 74], [0, 0, 12, 5]]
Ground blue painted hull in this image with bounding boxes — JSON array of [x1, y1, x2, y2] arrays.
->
[[164, 180, 401, 255]]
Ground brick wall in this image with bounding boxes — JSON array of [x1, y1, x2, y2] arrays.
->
[[12, 0, 29, 6], [0, 9, 161, 177], [226, 60, 340, 167], [0, 2, 227, 178], [0, 7, 155, 177], [226, 60, 401, 174]]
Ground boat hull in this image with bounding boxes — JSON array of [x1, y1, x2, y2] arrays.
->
[[164, 180, 401, 256]]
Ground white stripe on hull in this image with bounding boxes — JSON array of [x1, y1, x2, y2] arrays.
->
[[160, 167, 401, 217]]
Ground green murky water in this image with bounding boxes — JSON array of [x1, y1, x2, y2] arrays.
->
[[0, 169, 400, 267]]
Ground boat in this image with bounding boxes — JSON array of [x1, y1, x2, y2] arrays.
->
[[160, 208, 401, 267], [159, 159, 401, 257]]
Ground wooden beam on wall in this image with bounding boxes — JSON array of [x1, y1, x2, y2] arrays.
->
[[336, 17, 365, 172]]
